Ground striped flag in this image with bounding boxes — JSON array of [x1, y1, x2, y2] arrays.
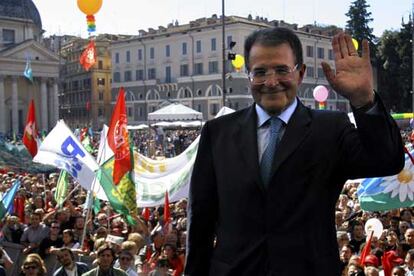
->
[[0, 180, 21, 219], [55, 170, 69, 208]]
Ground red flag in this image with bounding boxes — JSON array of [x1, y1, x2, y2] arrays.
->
[[79, 40, 96, 71], [22, 99, 39, 157], [164, 190, 170, 224], [13, 195, 25, 223], [80, 127, 88, 142], [142, 207, 150, 221], [382, 250, 404, 276], [107, 87, 131, 184], [360, 231, 373, 267]]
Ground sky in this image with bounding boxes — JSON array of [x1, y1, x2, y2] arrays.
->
[[33, 0, 413, 38]]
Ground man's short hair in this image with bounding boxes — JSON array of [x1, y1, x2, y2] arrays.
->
[[244, 27, 303, 72], [58, 247, 74, 260], [97, 244, 115, 258]]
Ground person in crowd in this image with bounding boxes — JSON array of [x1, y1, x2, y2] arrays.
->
[[405, 228, 414, 249], [82, 245, 128, 276], [117, 250, 138, 276], [405, 248, 414, 275], [21, 213, 50, 254], [364, 266, 379, 276], [20, 253, 47, 276], [185, 27, 404, 275], [346, 263, 364, 276], [148, 257, 170, 276], [1, 215, 24, 243], [400, 209, 413, 228], [391, 266, 406, 276], [38, 221, 63, 259], [350, 221, 366, 254], [53, 247, 89, 276], [162, 243, 183, 276]]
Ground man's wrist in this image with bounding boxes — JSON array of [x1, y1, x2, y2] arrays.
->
[[351, 90, 376, 111]]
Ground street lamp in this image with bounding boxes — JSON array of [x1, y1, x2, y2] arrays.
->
[[221, 0, 226, 107]]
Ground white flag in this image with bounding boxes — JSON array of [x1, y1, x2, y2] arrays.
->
[[33, 120, 99, 190]]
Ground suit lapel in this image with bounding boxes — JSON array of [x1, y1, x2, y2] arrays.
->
[[233, 105, 265, 193], [270, 101, 312, 177]]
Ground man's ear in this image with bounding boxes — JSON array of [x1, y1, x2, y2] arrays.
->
[[297, 64, 306, 85]]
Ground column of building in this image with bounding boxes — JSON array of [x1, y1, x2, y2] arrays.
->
[[40, 77, 49, 131], [11, 76, 18, 134], [0, 76, 5, 134]]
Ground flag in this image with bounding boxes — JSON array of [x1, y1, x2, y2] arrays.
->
[[55, 170, 69, 208], [33, 120, 99, 190], [142, 207, 150, 221], [96, 156, 137, 225], [360, 231, 373, 267], [24, 57, 33, 82], [92, 195, 101, 214], [22, 99, 39, 158], [164, 190, 170, 224], [13, 194, 25, 222], [357, 147, 414, 211], [82, 135, 94, 154], [107, 87, 131, 185], [0, 180, 21, 219], [79, 40, 96, 71]]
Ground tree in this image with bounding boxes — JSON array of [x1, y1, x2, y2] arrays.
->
[[345, 0, 377, 58], [377, 19, 413, 112]]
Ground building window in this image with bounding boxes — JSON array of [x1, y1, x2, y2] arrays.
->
[[97, 78, 105, 85], [115, 52, 120, 63], [150, 47, 155, 59], [165, 45, 170, 57], [227, 35, 233, 48], [98, 60, 103, 69], [124, 71, 132, 82], [317, 67, 325, 79], [138, 49, 142, 61], [136, 69, 144, 81], [306, 46, 314, 57], [98, 108, 103, 116], [113, 72, 120, 83], [128, 107, 133, 117], [126, 50, 131, 62], [194, 63, 203, 75], [182, 42, 187, 55], [211, 38, 216, 51], [2, 29, 15, 44], [317, 47, 324, 59], [180, 64, 189, 76], [196, 40, 202, 53], [197, 104, 202, 112], [306, 66, 314, 78], [139, 107, 143, 117], [210, 103, 218, 115], [208, 61, 218, 74], [328, 49, 334, 60], [165, 66, 171, 83], [148, 68, 156, 79], [99, 92, 103, 101]]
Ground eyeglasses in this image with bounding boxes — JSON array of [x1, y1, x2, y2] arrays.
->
[[248, 64, 298, 84], [23, 265, 38, 270]]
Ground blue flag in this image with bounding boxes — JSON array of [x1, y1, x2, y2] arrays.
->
[[0, 180, 21, 219], [358, 150, 414, 211], [24, 57, 33, 82]]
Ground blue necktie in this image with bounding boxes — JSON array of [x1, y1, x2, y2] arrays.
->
[[260, 117, 283, 187]]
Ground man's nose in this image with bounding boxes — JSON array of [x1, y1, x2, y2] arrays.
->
[[263, 73, 280, 87]]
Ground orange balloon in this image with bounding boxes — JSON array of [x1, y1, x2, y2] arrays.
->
[[77, 0, 103, 15]]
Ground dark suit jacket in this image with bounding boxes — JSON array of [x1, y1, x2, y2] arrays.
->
[[185, 98, 404, 276], [53, 262, 89, 276]]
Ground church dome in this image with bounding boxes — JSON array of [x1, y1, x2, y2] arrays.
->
[[0, 0, 42, 29]]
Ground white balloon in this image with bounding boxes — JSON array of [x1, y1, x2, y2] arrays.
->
[[365, 218, 383, 239]]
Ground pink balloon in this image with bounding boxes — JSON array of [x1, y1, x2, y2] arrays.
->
[[313, 85, 329, 102]]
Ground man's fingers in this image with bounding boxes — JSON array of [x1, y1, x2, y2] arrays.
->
[[332, 35, 342, 61], [361, 39, 370, 61], [345, 35, 358, 56], [338, 33, 350, 57], [321, 62, 335, 86]]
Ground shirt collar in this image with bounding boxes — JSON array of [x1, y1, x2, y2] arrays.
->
[[256, 97, 297, 128]]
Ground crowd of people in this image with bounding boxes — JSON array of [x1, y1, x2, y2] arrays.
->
[[0, 126, 411, 275]]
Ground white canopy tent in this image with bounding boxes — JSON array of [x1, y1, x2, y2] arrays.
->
[[148, 103, 203, 122]]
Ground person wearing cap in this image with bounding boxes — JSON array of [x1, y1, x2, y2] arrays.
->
[[82, 245, 128, 276], [363, 254, 379, 268]]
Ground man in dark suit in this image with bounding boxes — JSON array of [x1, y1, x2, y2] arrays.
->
[[185, 27, 405, 276], [53, 247, 89, 276]]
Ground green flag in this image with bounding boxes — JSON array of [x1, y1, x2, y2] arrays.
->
[[55, 170, 69, 208], [96, 157, 137, 225], [82, 135, 94, 154], [92, 195, 101, 214]]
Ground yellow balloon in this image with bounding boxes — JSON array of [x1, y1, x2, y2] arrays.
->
[[352, 38, 359, 51], [77, 0, 103, 15], [231, 54, 245, 69]]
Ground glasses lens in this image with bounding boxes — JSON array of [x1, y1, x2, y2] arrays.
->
[[24, 265, 37, 270]]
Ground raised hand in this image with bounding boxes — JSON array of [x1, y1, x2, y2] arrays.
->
[[321, 32, 374, 108]]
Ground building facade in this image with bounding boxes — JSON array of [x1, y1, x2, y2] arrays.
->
[[59, 34, 132, 130], [110, 15, 350, 125], [0, 0, 59, 135]]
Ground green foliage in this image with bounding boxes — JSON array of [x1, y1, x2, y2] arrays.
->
[[377, 21, 413, 112], [345, 0, 377, 58]]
